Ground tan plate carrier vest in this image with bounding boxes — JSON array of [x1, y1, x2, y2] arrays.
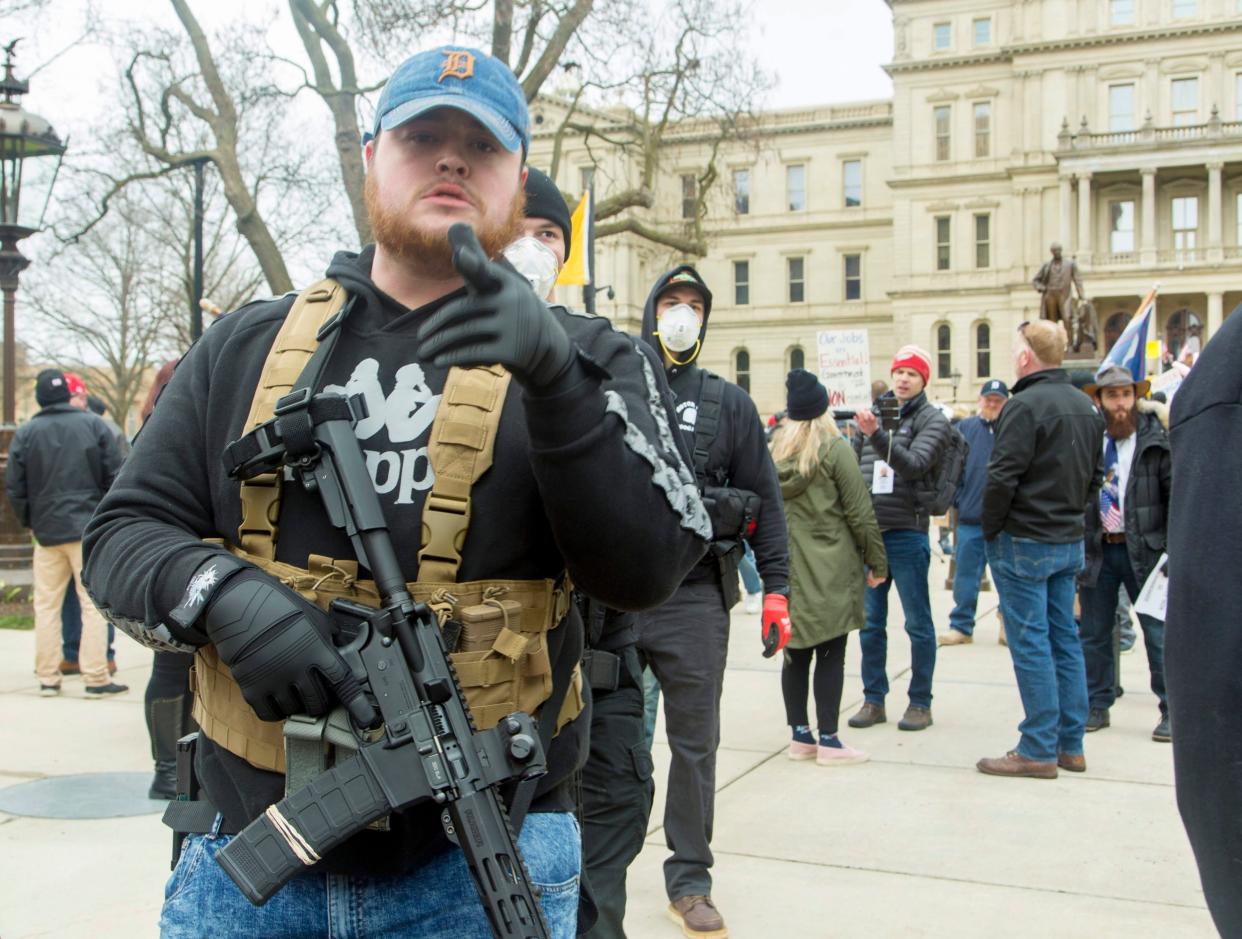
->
[[190, 278, 583, 774]]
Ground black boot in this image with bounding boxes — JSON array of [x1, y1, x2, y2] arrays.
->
[[146, 695, 194, 800]]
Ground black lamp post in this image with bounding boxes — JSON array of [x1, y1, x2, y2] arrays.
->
[[0, 41, 66, 427], [949, 367, 963, 402]]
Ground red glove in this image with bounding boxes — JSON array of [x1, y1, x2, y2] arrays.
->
[[761, 594, 791, 658]]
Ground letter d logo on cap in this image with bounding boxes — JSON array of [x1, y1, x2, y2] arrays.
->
[[438, 51, 475, 82]]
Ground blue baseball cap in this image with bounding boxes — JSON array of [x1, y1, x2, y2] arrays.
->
[[371, 46, 530, 154], [980, 379, 1010, 398]]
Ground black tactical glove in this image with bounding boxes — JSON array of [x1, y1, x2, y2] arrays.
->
[[190, 563, 377, 726], [416, 223, 576, 390]]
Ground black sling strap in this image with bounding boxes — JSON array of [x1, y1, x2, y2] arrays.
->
[[692, 371, 725, 488]]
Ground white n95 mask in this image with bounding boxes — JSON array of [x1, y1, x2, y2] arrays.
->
[[656, 303, 701, 353], [503, 237, 560, 300]]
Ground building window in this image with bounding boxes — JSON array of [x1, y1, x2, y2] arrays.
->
[[786, 164, 806, 212], [843, 160, 862, 207], [681, 174, 697, 220], [974, 214, 991, 268], [1172, 77, 1199, 126], [1173, 0, 1197, 18], [934, 105, 951, 161], [843, 254, 861, 300], [1173, 196, 1198, 254], [733, 168, 750, 214], [935, 216, 951, 270], [733, 260, 750, 305], [973, 102, 991, 157], [579, 166, 595, 191], [936, 324, 952, 379], [1110, 201, 1136, 253], [976, 323, 991, 377], [788, 257, 805, 303], [1110, 0, 1135, 25], [1104, 311, 1130, 353], [973, 18, 991, 46], [1109, 84, 1136, 132], [789, 347, 805, 371], [735, 349, 751, 394], [933, 22, 951, 50]]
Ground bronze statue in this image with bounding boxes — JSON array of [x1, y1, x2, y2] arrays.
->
[[1033, 243, 1095, 353]]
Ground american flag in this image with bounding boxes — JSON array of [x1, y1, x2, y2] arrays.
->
[[1099, 473, 1124, 533]]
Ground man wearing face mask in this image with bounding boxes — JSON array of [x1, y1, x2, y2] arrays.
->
[[633, 266, 790, 939], [508, 168, 682, 938]]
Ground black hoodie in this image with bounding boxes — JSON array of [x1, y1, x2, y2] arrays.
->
[[83, 246, 710, 875], [640, 265, 788, 594]]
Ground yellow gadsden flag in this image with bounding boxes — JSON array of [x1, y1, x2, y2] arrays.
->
[[556, 190, 592, 286]]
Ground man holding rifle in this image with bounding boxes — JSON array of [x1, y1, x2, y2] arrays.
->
[[83, 45, 709, 937]]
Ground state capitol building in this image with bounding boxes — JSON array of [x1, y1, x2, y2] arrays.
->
[[529, 0, 1242, 417]]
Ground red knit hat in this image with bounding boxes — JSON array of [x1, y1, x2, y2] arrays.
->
[[891, 345, 931, 385], [63, 372, 87, 397]]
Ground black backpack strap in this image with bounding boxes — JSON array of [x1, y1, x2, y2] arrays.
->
[[693, 372, 725, 488]]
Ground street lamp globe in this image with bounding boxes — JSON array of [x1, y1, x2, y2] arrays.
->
[[949, 367, 963, 401]]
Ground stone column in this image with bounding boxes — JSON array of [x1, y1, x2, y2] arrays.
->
[[1060, 175, 1074, 250], [1141, 167, 1157, 265], [1077, 172, 1093, 264], [1208, 161, 1223, 262], [1208, 290, 1224, 339]]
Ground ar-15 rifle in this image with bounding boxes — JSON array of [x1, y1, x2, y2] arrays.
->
[[214, 387, 551, 939]]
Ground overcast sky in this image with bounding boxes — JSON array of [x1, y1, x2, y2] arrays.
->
[[8, 0, 896, 133]]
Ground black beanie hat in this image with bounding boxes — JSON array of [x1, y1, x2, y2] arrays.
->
[[35, 369, 70, 407], [786, 368, 829, 421], [523, 166, 572, 257]]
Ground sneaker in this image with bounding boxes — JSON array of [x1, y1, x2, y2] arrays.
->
[[1085, 707, 1110, 732], [937, 629, 973, 646], [787, 740, 817, 761], [668, 895, 727, 939], [1152, 715, 1171, 743], [847, 702, 886, 728], [817, 741, 868, 766], [998, 622, 1008, 647], [84, 682, 129, 698], [39, 684, 60, 697], [977, 750, 1058, 779], [898, 705, 933, 731], [743, 593, 761, 615]]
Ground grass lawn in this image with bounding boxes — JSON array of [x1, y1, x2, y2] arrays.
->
[[0, 615, 34, 630]]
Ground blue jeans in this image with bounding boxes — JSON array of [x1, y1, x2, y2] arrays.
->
[[948, 524, 988, 636], [160, 812, 580, 938], [642, 666, 661, 748], [986, 533, 1088, 762], [860, 530, 936, 708], [1078, 542, 1167, 713], [738, 542, 761, 595], [61, 583, 115, 662]]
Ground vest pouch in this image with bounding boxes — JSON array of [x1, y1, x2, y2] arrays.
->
[[189, 545, 578, 774]]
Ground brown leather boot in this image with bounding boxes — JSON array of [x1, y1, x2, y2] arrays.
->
[[977, 750, 1058, 779], [1057, 752, 1087, 773], [668, 895, 728, 939], [847, 702, 886, 728], [898, 705, 933, 731]]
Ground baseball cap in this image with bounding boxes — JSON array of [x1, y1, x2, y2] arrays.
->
[[63, 372, 87, 398], [34, 369, 69, 407], [371, 46, 530, 154], [979, 379, 1009, 398]]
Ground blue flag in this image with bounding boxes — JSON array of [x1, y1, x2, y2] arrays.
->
[[1102, 288, 1157, 381]]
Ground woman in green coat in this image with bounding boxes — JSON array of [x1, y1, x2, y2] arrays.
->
[[771, 370, 888, 766]]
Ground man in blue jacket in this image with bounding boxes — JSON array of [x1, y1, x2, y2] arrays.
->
[[939, 379, 1008, 646]]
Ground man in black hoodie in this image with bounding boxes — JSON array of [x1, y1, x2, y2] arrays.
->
[[633, 265, 789, 939], [83, 46, 709, 937]]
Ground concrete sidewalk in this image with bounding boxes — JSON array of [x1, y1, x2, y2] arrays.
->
[[0, 550, 1214, 938]]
